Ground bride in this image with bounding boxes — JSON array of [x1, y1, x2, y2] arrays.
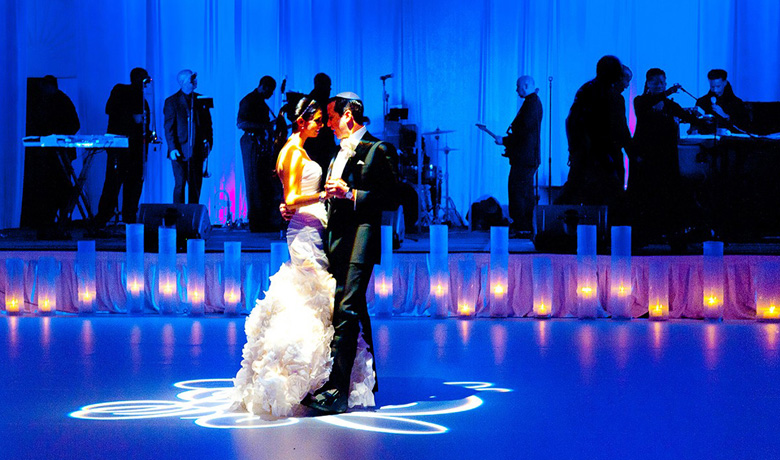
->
[[231, 98, 375, 417]]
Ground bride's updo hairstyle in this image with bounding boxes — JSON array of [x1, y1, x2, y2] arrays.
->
[[292, 97, 320, 133]]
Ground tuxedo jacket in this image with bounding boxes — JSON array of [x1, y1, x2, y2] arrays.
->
[[163, 90, 213, 161], [326, 132, 398, 266]]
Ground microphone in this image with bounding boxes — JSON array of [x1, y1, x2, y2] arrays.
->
[[711, 96, 717, 107], [280, 76, 286, 94], [143, 77, 152, 84], [380, 73, 393, 81]]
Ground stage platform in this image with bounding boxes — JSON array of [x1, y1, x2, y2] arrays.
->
[[1, 224, 780, 319], [2, 317, 778, 459]]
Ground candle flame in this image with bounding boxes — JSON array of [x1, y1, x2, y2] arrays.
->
[[129, 280, 143, 293], [537, 303, 547, 314], [162, 284, 173, 295], [493, 284, 505, 295], [228, 292, 237, 302], [580, 287, 593, 294], [458, 304, 471, 315], [436, 284, 443, 295], [192, 291, 200, 301], [707, 296, 718, 306]]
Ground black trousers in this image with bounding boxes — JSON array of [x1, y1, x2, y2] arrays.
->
[[328, 261, 377, 394], [95, 140, 144, 225], [172, 156, 204, 204], [240, 133, 283, 231], [508, 165, 536, 231]]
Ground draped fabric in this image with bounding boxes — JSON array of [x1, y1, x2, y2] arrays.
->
[[1, 0, 778, 229], [0, 251, 769, 319]]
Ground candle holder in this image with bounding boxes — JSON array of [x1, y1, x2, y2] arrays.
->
[[610, 226, 632, 319], [77, 240, 96, 314], [270, 242, 289, 275], [5, 258, 25, 315], [36, 257, 58, 315], [187, 239, 206, 316], [489, 226, 509, 317], [373, 225, 394, 318], [648, 259, 669, 321], [756, 260, 780, 322], [158, 227, 178, 315], [532, 257, 553, 318], [223, 241, 241, 316], [429, 225, 450, 318], [125, 224, 145, 315], [577, 225, 599, 319], [456, 258, 478, 317], [702, 241, 724, 320]]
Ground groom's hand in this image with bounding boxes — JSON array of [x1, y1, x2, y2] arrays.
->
[[325, 178, 350, 199], [279, 202, 295, 221]]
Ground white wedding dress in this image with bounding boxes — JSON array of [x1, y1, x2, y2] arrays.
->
[[232, 159, 375, 417]]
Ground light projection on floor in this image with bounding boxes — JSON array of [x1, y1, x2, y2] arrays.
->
[[70, 379, 511, 434]]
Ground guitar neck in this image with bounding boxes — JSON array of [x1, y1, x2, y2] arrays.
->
[[476, 124, 500, 141]]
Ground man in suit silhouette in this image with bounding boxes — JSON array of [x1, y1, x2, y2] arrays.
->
[[164, 69, 213, 204], [95, 67, 151, 227], [495, 75, 543, 237], [304, 92, 398, 413]]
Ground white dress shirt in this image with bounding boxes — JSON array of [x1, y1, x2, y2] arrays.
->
[[329, 126, 366, 180]]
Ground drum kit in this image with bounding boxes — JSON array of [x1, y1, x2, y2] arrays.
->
[[398, 127, 464, 228]]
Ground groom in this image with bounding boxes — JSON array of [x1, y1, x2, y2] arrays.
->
[[305, 92, 399, 414]]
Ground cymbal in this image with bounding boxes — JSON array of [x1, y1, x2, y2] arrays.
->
[[422, 128, 455, 136]]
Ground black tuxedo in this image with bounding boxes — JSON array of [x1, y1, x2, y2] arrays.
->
[[324, 131, 398, 399], [163, 90, 213, 203]]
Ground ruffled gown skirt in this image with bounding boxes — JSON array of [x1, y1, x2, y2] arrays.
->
[[232, 207, 375, 417]]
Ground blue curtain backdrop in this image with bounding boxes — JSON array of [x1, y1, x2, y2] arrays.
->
[[1, 0, 778, 229]]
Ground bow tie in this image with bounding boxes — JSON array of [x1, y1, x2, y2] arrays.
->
[[340, 138, 359, 158]]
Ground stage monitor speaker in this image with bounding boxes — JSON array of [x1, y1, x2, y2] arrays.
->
[[138, 204, 211, 252], [533, 205, 608, 253], [468, 196, 508, 231]]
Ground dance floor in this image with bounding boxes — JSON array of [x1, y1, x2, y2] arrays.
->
[[2, 316, 779, 459]]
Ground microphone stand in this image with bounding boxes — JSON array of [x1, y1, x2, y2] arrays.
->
[[380, 74, 391, 138], [186, 92, 194, 204], [678, 86, 698, 102], [547, 76, 553, 204], [141, 83, 149, 170]]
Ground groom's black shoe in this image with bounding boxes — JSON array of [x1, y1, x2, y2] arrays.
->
[[302, 388, 347, 414]]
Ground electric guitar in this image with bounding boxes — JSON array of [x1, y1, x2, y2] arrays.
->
[[475, 123, 509, 157]]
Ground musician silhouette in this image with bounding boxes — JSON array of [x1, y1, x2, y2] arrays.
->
[[495, 75, 542, 237], [21, 75, 80, 239], [94, 67, 151, 228]]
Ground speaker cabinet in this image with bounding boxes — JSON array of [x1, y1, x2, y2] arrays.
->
[[138, 204, 211, 252], [533, 205, 608, 253]]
